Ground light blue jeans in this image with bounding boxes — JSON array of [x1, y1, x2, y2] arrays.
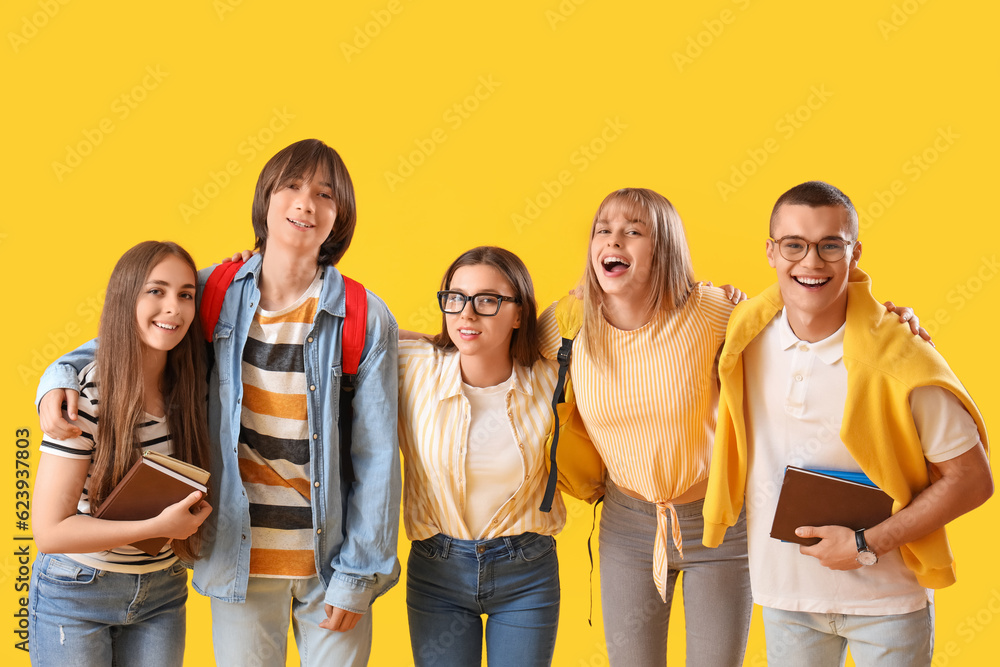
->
[[598, 479, 752, 667], [406, 532, 560, 667], [209, 575, 373, 667], [28, 552, 188, 667], [763, 605, 934, 667]]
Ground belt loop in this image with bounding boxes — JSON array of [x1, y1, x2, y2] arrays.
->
[[503, 536, 516, 560], [440, 535, 452, 560]]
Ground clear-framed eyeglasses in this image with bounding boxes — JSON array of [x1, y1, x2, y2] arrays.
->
[[769, 236, 855, 262], [437, 291, 521, 317]]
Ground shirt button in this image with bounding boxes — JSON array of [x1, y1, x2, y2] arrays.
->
[[307, 337, 314, 343], [241, 534, 246, 540], [794, 375, 803, 382], [314, 481, 320, 488], [798, 344, 808, 351], [317, 529, 322, 535], [313, 433, 319, 440], [310, 385, 316, 391]]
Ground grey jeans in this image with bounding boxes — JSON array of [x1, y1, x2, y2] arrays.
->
[[598, 478, 752, 667]]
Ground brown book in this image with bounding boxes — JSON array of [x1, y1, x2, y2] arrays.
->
[[92, 451, 210, 556], [770, 466, 894, 546]]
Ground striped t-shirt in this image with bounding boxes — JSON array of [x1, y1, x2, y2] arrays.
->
[[239, 270, 322, 578], [540, 283, 734, 600], [40, 361, 179, 574]]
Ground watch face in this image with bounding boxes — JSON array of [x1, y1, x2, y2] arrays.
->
[[857, 550, 878, 566]]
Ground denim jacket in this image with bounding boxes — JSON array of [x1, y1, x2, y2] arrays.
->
[[36, 254, 401, 613]]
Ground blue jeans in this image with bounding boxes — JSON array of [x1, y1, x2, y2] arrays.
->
[[598, 479, 752, 667], [763, 605, 934, 667], [210, 575, 373, 667], [28, 552, 187, 667], [406, 532, 560, 667]]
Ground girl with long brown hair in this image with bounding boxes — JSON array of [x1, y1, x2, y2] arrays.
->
[[29, 240, 212, 667]]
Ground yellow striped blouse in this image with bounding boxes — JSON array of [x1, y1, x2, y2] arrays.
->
[[540, 284, 734, 599], [398, 339, 567, 541]]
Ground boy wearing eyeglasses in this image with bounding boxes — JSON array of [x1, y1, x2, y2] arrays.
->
[[703, 181, 991, 666]]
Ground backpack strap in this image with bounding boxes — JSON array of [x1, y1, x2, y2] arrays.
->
[[539, 335, 573, 513], [201, 260, 245, 342], [539, 295, 584, 513], [338, 275, 367, 487]]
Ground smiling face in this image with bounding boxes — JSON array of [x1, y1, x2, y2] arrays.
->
[[444, 263, 521, 368], [264, 165, 337, 260], [767, 203, 862, 341], [135, 253, 197, 354], [589, 199, 655, 301]]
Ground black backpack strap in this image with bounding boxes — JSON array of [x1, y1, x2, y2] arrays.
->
[[539, 336, 573, 513], [338, 276, 367, 488]]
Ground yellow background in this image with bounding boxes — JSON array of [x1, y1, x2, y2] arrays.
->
[[3, 1, 997, 664]]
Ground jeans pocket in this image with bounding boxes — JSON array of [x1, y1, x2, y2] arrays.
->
[[37, 555, 99, 586], [411, 538, 440, 560], [517, 534, 555, 562]]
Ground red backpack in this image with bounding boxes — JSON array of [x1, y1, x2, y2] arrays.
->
[[200, 260, 367, 483]]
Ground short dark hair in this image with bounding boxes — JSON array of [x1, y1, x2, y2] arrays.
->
[[770, 181, 859, 240], [431, 246, 541, 368], [251, 139, 357, 267]]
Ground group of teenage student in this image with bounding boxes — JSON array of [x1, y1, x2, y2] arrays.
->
[[29, 138, 989, 667]]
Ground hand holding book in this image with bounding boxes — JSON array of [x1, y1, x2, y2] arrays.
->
[[155, 490, 212, 542], [795, 525, 870, 571]]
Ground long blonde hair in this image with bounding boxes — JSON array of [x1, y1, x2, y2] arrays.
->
[[91, 241, 211, 562], [581, 188, 696, 366]]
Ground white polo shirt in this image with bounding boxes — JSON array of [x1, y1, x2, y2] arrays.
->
[[743, 309, 980, 615]]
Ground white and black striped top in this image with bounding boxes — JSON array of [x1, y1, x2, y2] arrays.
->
[[40, 361, 180, 574]]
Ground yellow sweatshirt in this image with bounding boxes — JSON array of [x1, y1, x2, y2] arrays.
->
[[703, 268, 988, 589]]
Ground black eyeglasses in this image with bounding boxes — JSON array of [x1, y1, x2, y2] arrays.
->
[[437, 291, 521, 317], [769, 236, 855, 262]]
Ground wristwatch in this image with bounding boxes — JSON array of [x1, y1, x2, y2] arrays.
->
[[855, 528, 878, 566]]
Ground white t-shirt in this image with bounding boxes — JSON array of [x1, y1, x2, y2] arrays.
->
[[743, 309, 980, 615], [462, 374, 524, 538]]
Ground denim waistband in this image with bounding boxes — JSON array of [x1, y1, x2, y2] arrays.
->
[[604, 477, 706, 519], [417, 532, 547, 559]]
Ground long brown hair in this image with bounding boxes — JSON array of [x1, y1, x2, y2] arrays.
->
[[431, 246, 541, 368], [90, 241, 211, 562], [581, 188, 696, 366]]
